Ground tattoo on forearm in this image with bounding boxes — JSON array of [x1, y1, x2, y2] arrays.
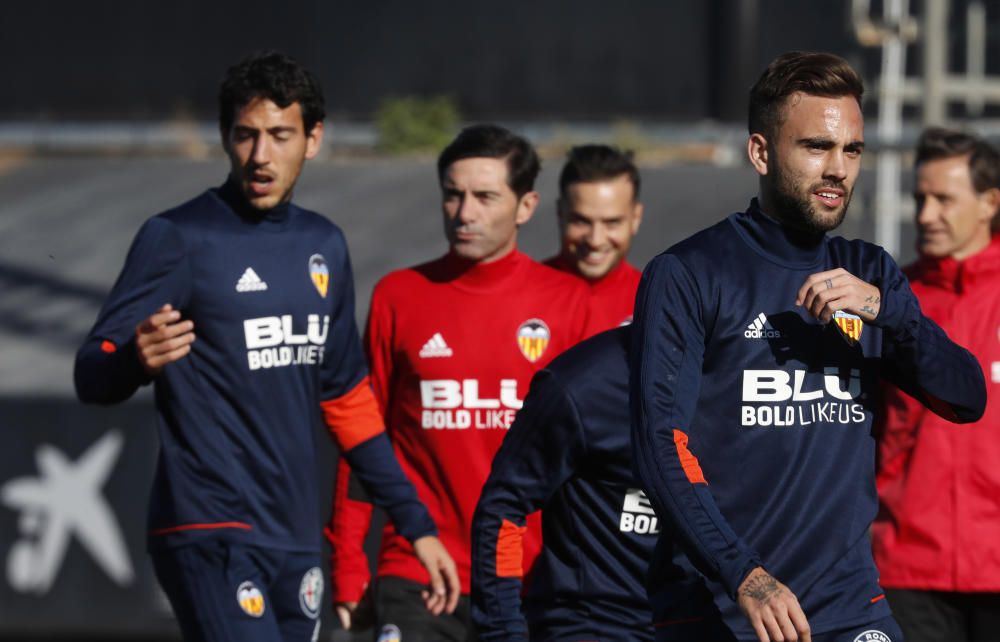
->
[[861, 305, 878, 316], [740, 574, 781, 604]]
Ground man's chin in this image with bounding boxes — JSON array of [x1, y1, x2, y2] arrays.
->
[[450, 243, 487, 262], [575, 259, 614, 281], [238, 181, 289, 211], [917, 241, 949, 259], [798, 205, 848, 234]]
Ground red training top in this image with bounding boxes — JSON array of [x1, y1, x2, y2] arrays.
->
[[544, 255, 641, 335], [874, 235, 1000, 591], [328, 249, 590, 600]]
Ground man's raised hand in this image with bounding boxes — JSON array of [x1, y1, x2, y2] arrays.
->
[[135, 304, 195, 375], [796, 268, 881, 324]]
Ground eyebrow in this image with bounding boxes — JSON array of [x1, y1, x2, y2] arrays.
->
[[233, 125, 298, 134], [797, 136, 865, 152], [442, 184, 501, 197]]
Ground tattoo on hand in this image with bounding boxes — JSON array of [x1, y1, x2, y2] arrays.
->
[[741, 574, 780, 604], [861, 305, 878, 316], [865, 295, 880, 304]]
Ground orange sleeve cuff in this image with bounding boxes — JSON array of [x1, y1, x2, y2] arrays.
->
[[321, 377, 385, 451], [673, 429, 708, 485], [496, 519, 527, 578]]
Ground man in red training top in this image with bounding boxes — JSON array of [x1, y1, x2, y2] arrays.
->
[[873, 127, 1000, 642], [327, 124, 591, 641], [545, 144, 644, 331]]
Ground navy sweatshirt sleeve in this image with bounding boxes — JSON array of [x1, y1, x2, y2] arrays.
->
[[629, 253, 764, 600], [317, 229, 436, 542], [471, 369, 586, 641], [75, 216, 192, 404], [343, 432, 436, 542], [871, 249, 986, 423]]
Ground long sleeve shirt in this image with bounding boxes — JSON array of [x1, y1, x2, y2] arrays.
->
[[874, 235, 1000, 591], [629, 200, 985, 639], [75, 181, 435, 552], [327, 250, 590, 600], [471, 327, 655, 641]]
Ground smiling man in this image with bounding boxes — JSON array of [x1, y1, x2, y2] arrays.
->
[[545, 145, 643, 332], [630, 52, 986, 642], [327, 124, 591, 641], [873, 127, 1000, 642], [75, 51, 457, 642]]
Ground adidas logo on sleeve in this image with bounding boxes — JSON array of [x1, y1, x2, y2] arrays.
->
[[419, 333, 453, 358], [745, 312, 781, 339], [236, 268, 268, 293]]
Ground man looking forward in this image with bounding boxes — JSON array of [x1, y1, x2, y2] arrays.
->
[[328, 125, 590, 641], [630, 52, 986, 642], [546, 144, 643, 331], [75, 51, 456, 642], [874, 127, 1000, 642]]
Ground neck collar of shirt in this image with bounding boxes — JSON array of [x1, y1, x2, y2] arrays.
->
[[217, 178, 293, 228], [912, 234, 1000, 293], [729, 198, 827, 269], [440, 247, 528, 293]]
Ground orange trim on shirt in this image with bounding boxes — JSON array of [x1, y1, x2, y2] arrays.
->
[[148, 521, 252, 536], [100, 340, 117, 353], [870, 593, 886, 604], [673, 429, 707, 485], [496, 519, 527, 578], [321, 377, 385, 451]]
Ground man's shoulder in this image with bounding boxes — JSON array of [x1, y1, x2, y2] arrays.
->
[[639, 218, 734, 280], [154, 190, 220, 227], [522, 257, 590, 294], [545, 327, 629, 385], [660, 216, 736, 263], [291, 204, 344, 233], [371, 257, 446, 299]]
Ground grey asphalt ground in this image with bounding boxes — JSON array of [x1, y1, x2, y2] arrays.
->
[[0, 155, 913, 397]]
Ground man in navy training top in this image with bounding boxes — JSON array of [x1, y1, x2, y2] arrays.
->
[[630, 51, 986, 642], [471, 326, 655, 641], [75, 51, 458, 642]]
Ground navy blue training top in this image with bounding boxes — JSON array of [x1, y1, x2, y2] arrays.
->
[[75, 181, 434, 552], [472, 327, 655, 641], [630, 201, 985, 639]]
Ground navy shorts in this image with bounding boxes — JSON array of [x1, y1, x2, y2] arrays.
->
[[151, 539, 324, 642]]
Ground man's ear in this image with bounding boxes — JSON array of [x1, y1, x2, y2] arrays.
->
[[748, 133, 770, 176], [631, 201, 644, 234], [978, 186, 1000, 225], [304, 121, 325, 160], [516, 191, 540, 226]]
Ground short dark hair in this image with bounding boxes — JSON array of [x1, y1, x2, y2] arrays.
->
[[437, 124, 540, 198], [218, 51, 326, 136], [559, 144, 641, 201], [915, 127, 1000, 194], [749, 51, 864, 138]]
